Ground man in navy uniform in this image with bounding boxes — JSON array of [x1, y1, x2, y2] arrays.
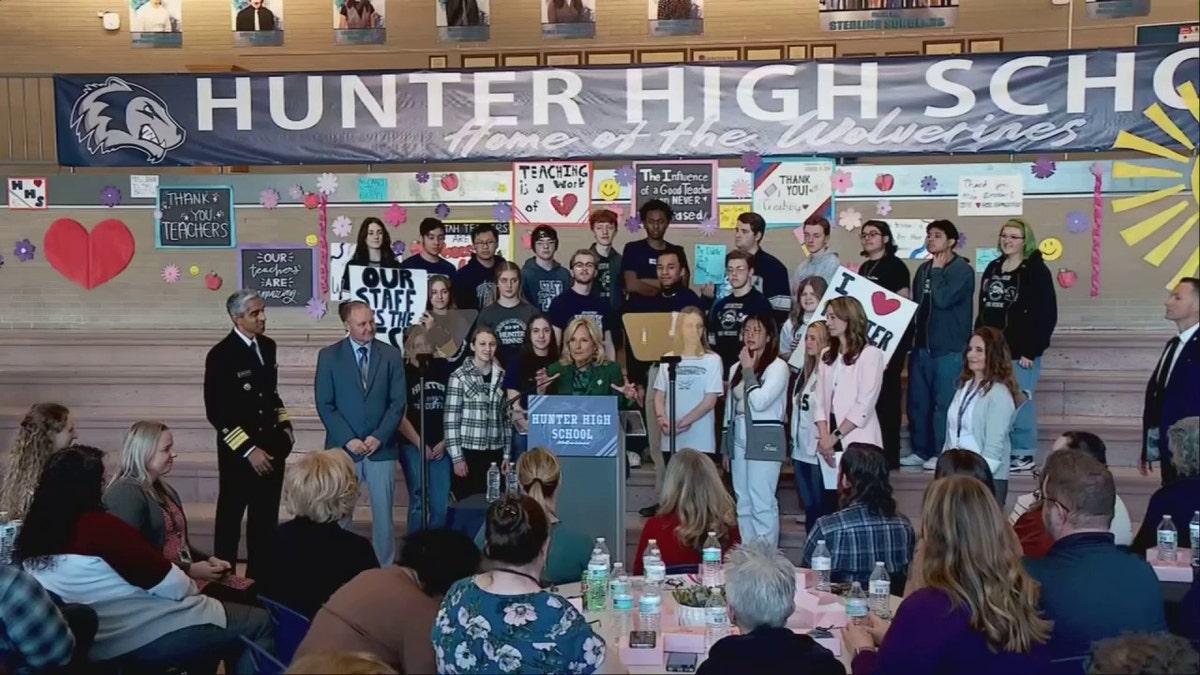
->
[[204, 289, 294, 579]]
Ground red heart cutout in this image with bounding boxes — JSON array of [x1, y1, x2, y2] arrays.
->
[[440, 174, 459, 192], [870, 291, 902, 317], [44, 219, 136, 290], [550, 193, 578, 218], [33, 179, 43, 187], [874, 174, 894, 192]]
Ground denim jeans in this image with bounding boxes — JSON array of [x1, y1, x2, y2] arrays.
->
[[398, 443, 451, 533], [792, 459, 826, 534], [907, 349, 964, 460], [1010, 357, 1042, 459]]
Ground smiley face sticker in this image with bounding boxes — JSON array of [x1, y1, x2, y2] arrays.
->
[[189, 265, 201, 277], [305, 234, 319, 247], [597, 178, 621, 202], [1039, 237, 1064, 261]]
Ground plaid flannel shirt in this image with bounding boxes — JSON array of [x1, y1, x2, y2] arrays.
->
[[802, 502, 915, 585], [444, 359, 511, 464], [0, 564, 74, 673]]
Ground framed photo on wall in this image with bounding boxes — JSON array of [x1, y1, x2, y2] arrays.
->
[[130, 0, 182, 48], [333, 0, 386, 45], [232, 0, 284, 47], [437, 0, 491, 42]]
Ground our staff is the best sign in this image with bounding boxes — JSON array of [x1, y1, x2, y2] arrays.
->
[[347, 265, 429, 349]]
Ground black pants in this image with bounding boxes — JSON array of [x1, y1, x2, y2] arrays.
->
[[214, 444, 286, 581], [453, 448, 505, 501], [1161, 458, 1179, 486], [876, 351, 906, 470]]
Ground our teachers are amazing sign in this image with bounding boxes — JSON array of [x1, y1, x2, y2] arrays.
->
[[54, 44, 1196, 167]]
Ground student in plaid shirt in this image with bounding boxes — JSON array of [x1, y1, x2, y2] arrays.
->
[[0, 564, 75, 673], [446, 326, 511, 499], [802, 443, 915, 587]]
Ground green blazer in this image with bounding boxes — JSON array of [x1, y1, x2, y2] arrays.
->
[[546, 360, 634, 407]]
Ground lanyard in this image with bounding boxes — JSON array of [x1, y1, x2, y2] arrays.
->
[[955, 381, 984, 439]]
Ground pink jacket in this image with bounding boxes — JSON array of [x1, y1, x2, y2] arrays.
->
[[813, 344, 885, 448]]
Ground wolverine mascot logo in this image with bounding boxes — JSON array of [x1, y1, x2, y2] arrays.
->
[[70, 76, 185, 164]]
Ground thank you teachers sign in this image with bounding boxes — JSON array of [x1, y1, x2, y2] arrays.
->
[[528, 395, 620, 458], [814, 267, 917, 360], [348, 265, 429, 349]]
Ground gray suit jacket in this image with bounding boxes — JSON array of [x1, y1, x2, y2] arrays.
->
[[314, 337, 407, 462], [103, 476, 209, 562]]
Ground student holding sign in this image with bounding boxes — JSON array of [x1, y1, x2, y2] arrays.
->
[[340, 217, 400, 292]]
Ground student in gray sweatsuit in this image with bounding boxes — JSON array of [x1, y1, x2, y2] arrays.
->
[[904, 219, 975, 469]]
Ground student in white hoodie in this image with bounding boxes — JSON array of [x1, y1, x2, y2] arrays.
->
[[789, 320, 830, 532]]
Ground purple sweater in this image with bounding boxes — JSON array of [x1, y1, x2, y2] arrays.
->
[[851, 588, 1052, 675]]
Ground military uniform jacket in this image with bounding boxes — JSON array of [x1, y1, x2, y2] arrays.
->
[[204, 330, 293, 459]]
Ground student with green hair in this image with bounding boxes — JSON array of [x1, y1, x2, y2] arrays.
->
[[977, 218, 1058, 473]]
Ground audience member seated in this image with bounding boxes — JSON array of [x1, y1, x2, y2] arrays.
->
[[802, 444, 914, 586], [474, 447, 592, 585], [15, 445, 272, 673], [433, 495, 624, 674], [1010, 431, 1133, 546], [1, 403, 77, 521], [697, 540, 845, 675], [287, 650, 399, 674], [1087, 633, 1199, 675], [1013, 468, 1058, 559], [1023, 449, 1167, 661], [0, 563, 76, 674], [255, 449, 379, 618], [296, 528, 480, 674], [934, 449, 996, 495], [105, 421, 254, 603], [844, 475, 1052, 674], [1132, 417, 1200, 555], [633, 449, 740, 574]]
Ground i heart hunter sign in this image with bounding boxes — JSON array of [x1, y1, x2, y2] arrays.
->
[[813, 267, 918, 361], [512, 161, 593, 225]]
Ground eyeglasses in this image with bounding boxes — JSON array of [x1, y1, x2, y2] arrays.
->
[[860, 231, 882, 240]]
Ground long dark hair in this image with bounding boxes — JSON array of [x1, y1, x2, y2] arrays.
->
[[731, 313, 780, 389], [349, 217, 398, 267], [13, 445, 107, 571], [860, 219, 899, 258], [517, 314, 560, 368], [934, 449, 996, 496], [959, 327, 1020, 399], [822, 296, 870, 366], [838, 443, 899, 518]]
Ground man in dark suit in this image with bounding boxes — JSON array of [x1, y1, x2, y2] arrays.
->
[[314, 301, 406, 566], [235, 0, 276, 31], [203, 290, 294, 579], [1141, 277, 1200, 486]]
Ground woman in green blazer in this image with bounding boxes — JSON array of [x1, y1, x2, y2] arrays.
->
[[545, 316, 638, 407]]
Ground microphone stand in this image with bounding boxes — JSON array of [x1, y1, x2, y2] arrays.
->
[[415, 353, 433, 531], [659, 355, 683, 457]]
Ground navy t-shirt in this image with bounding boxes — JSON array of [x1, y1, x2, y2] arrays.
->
[[620, 239, 689, 281], [708, 289, 773, 370], [547, 289, 614, 337], [400, 254, 457, 279], [403, 359, 451, 447]]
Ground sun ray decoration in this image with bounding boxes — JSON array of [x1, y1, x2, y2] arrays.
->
[[1111, 82, 1200, 290]]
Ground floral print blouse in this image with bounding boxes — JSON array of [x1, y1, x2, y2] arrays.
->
[[433, 577, 607, 674]]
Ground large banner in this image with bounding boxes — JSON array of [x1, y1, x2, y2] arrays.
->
[[54, 44, 1197, 167]]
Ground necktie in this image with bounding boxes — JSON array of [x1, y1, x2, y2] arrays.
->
[[250, 339, 264, 366], [358, 346, 370, 388], [1155, 336, 1180, 395]]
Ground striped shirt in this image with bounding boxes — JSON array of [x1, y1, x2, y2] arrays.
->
[[0, 564, 74, 674]]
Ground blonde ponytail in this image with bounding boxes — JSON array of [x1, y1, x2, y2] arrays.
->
[[518, 447, 561, 523]]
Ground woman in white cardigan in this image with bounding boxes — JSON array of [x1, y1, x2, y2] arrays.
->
[[722, 313, 790, 547], [942, 327, 1020, 506]]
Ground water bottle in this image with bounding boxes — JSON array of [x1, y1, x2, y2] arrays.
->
[[643, 539, 666, 584], [611, 563, 634, 641], [869, 562, 891, 619], [701, 531, 723, 588], [506, 461, 519, 495], [1157, 515, 1178, 562], [1190, 511, 1199, 567], [596, 537, 612, 574], [847, 582, 869, 626], [704, 588, 730, 649], [812, 539, 832, 592], [638, 579, 662, 634], [486, 462, 501, 502], [587, 548, 609, 612]]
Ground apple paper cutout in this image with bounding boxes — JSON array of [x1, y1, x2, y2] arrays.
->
[[44, 219, 135, 290], [205, 271, 223, 291], [1057, 269, 1077, 289]]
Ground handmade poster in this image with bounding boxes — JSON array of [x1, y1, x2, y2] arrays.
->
[[357, 176, 388, 201], [528, 395, 620, 457], [232, 0, 284, 47], [334, 0, 385, 45], [975, 247, 1002, 269], [436, 0, 490, 42], [443, 220, 513, 268], [130, 175, 159, 199], [752, 159, 835, 228], [719, 203, 750, 230], [542, 0, 596, 39], [329, 242, 356, 301], [513, 161, 592, 225], [632, 160, 718, 226], [957, 175, 1023, 216], [693, 244, 727, 286], [649, 0, 703, 36], [819, 0, 959, 32], [155, 186, 235, 249], [130, 0, 182, 48], [7, 177, 47, 210], [348, 265, 429, 349], [889, 219, 934, 259], [238, 245, 316, 307], [813, 267, 918, 361]]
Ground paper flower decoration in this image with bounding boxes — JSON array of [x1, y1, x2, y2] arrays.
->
[[614, 165, 636, 186], [521, 232, 532, 250], [920, 175, 939, 193], [415, 170, 431, 184], [957, 233, 968, 250], [100, 185, 122, 207], [625, 215, 643, 233], [153, 210, 163, 221], [331, 215, 353, 238], [161, 264, 181, 283], [305, 298, 328, 320], [384, 204, 407, 227], [288, 184, 305, 199], [303, 193, 320, 209], [493, 202, 513, 221], [259, 188, 280, 209], [189, 265, 201, 277], [0, 254, 5, 268], [731, 179, 752, 199], [831, 169, 854, 194], [838, 208, 863, 231], [875, 200, 892, 216], [1089, 161, 1104, 178], [13, 239, 35, 262], [1031, 156, 1057, 180], [391, 241, 406, 257], [699, 218, 719, 237], [741, 151, 763, 173], [434, 203, 451, 219], [316, 172, 339, 195], [1065, 211, 1089, 234]]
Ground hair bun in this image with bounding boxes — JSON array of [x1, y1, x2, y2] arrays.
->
[[491, 495, 526, 531]]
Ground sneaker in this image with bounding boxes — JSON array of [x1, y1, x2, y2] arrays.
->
[[922, 456, 939, 471], [1010, 457, 1036, 472], [900, 454, 926, 467], [626, 451, 642, 468], [639, 503, 659, 517]]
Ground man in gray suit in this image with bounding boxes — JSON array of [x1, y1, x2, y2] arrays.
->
[[314, 301, 407, 566]]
